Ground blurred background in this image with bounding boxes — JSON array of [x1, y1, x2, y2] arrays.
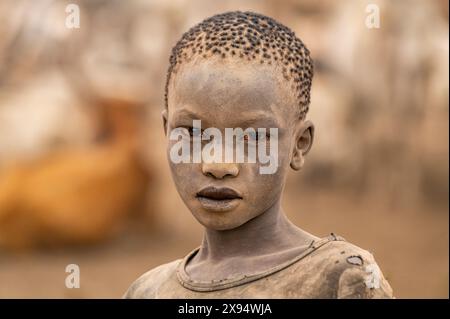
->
[[0, 0, 448, 298]]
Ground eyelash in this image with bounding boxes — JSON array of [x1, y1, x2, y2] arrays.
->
[[243, 131, 271, 141], [185, 126, 202, 137], [182, 127, 270, 141]]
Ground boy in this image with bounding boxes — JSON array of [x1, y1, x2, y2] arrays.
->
[[124, 11, 393, 298]]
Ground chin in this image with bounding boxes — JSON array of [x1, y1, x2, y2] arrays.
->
[[194, 212, 254, 231]]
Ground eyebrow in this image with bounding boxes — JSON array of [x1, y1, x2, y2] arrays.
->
[[170, 108, 281, 129], [170, 108, 204, 124], [235, 112, 281, 129]]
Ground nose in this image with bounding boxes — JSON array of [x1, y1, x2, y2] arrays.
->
[[202, 162, 239, 179]]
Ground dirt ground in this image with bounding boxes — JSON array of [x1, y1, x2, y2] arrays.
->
[[0, 188, 447, 299]]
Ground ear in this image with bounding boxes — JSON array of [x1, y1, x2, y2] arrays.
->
[[161, 109, 168, 136], [290, 120, 314, 170]]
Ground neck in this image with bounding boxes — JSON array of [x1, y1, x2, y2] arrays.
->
[[196, 199, 304, 261]]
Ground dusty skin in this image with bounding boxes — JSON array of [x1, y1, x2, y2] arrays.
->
[[124, 57, 394, 298], [124, 235, 393, 298], [125, 12, 394, 298]]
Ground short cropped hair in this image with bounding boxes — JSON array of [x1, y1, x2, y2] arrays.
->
[[165, 11, 314, 119]]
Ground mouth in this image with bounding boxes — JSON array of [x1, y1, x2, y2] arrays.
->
[[196, 186, 243, 212]]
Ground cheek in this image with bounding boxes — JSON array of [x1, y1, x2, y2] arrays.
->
[[166, 145, 200, 193], [253, 165, 287, 197], [254, 137, 291, 191], [169, 162, 198, 183], [243, 152, 290, 207]]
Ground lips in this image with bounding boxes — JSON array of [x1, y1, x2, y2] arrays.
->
[[197, 186, 242, 200], [196, 186, 242, 212]]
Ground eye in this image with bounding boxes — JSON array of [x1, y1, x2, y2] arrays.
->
[[187, 126, 202, 137], [244, 130, 270, 142], [245, 131, 257, 141]]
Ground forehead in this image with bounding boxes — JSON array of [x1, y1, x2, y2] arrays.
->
[[167, 58, 296, 128]]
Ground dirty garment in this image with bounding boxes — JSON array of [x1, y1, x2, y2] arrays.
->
[[124, 235, 394, 298]]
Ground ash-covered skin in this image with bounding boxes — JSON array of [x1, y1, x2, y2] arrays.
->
[[165, 11, 314, 120], [124, 237, 394, 298], [164, 57, 316, 281], [124, 11, 394, 298]]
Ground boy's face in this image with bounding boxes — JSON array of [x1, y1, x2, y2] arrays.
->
[[164, 58, 313, 230]]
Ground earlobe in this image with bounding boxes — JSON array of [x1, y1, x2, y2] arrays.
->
[[161, 109, 168, 136], [290, 151, 304, 170]]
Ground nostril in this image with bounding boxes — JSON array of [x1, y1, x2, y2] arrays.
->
[[205, 171, 227, 179], [202, 163, 239, 179], [223, 171, 238, 179], [205, 172, 215, 178]]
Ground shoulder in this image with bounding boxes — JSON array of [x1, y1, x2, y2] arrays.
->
[[307, 237, 394, 298], [123, 259, 181, 299]]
